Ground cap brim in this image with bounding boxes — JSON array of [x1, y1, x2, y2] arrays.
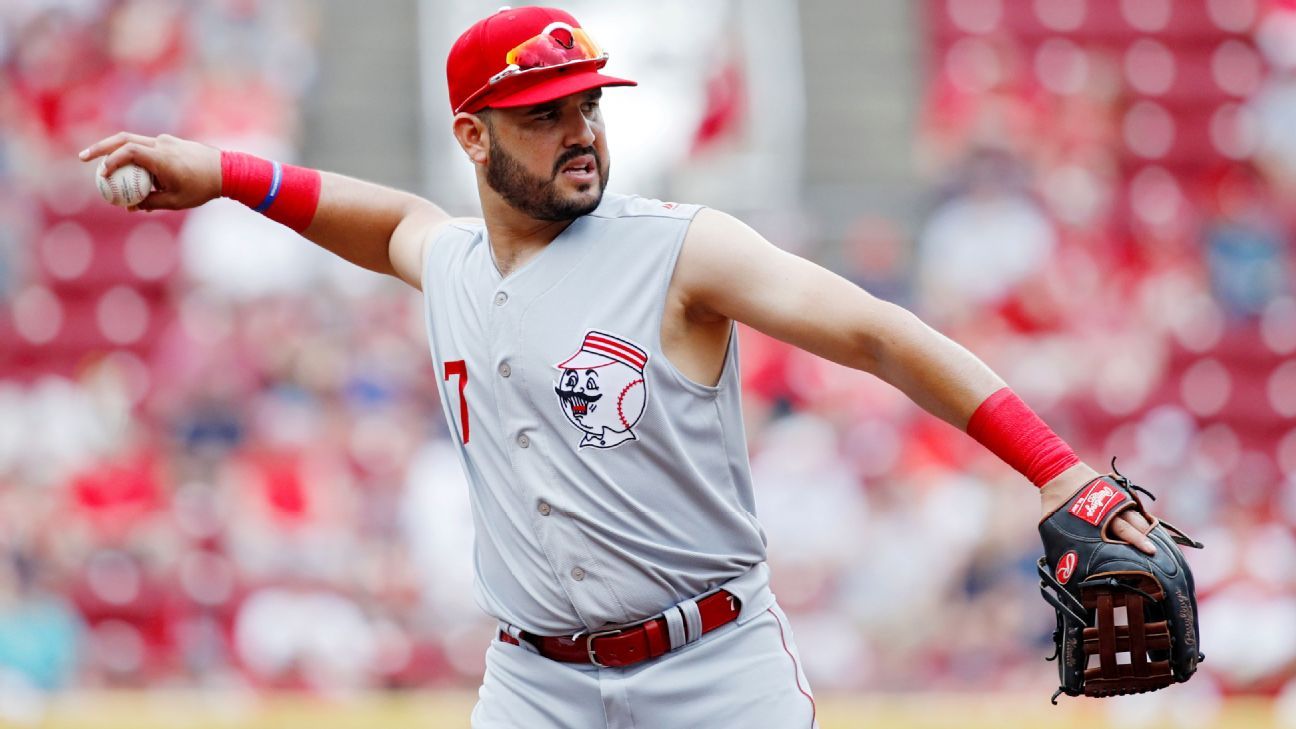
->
[[485, 69, 636, 111]]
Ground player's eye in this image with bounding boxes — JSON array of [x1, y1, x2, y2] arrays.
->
[[585, 377, 598, 391], [565, 372, 577, 387]]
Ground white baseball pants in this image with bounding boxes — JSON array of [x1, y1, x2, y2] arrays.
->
[[470, 600, 817, 729]]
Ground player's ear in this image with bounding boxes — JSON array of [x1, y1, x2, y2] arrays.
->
[[452, 111, 490, 165]]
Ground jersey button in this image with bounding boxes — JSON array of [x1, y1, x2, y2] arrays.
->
[[494, 292, 508, 307], [517, 434, 530, 449], [537, 502, 551, 516], [498, 362, 511, 378], [571, 567, 585, 581]]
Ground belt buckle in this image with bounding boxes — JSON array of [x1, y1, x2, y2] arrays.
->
[[585, 628, 623, 667]]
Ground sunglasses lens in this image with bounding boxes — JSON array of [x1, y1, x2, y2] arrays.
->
[[505, 24, 602, 73], [573, 29, 601, 57]]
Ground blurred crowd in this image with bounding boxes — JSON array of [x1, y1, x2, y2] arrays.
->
[[0, 0, 1294, 720]]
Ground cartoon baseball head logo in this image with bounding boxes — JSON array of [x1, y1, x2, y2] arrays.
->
[[553, 330, 648, 449]]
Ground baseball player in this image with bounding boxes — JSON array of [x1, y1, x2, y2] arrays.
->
[[79, 6, 1163, 727]]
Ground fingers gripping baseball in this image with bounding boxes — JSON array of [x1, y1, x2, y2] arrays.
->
[[80, 132, 222, 211]]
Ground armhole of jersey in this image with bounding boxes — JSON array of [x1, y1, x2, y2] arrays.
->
[[653, 206, 734, 397]]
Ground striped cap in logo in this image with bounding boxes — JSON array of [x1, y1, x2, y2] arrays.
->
[[555, 330, 648, 373]]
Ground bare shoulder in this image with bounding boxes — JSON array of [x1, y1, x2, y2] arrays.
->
[[674, 208, 789, 310], [690, 206, 794, 261], [674, 207, 874, 349], [678, 208, 766, 277], [681, 207, 760, 249]]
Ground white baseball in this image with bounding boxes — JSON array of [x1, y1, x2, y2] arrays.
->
[[96, 159, 153, 208]]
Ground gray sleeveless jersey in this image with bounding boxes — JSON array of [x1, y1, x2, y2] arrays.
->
[[420, 193, 768, 634]]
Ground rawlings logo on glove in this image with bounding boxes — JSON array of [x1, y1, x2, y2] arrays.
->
[[1067, 480, 1127, 525]]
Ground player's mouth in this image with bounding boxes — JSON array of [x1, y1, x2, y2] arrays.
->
[[555, 389, 601, 418], [559, 155, 596, 184]]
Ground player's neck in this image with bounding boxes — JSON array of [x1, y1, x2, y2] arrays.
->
[[481, 195, 576, 278]]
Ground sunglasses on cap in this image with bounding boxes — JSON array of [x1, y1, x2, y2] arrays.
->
[[488, 21, 606, 85], [450, 21, 607, 116]]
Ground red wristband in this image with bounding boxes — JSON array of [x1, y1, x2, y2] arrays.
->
[[966, 387, 1080, 488], [220, 151, 321, 233]]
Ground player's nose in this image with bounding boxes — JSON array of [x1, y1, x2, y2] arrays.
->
[[563, 111, 596, 148]]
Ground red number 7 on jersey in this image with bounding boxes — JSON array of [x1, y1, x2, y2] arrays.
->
[[444, 360, 469, 444]]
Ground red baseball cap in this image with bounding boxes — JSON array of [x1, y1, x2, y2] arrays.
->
[[446, 6, 636, 115]]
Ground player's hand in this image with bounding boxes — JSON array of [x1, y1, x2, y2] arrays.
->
[[1039, 463, 1158, 556], [79, 132, 222, 211]]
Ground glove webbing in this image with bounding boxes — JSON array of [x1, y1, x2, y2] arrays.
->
[[1082, 578, 1174, 696]]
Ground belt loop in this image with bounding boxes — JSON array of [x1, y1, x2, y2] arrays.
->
[[663, 606, 687, 650], [500, 623, 540, 654], [678, 598, 703, 644]]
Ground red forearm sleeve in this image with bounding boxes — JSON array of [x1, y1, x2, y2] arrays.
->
[[966, 387, 1080, 488]]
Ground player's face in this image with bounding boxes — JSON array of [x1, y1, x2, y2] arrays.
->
[[483, 89, 610, 221], [555, 367, 602, 430]]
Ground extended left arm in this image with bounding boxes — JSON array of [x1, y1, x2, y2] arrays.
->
[[674, 209, 1153, 549]]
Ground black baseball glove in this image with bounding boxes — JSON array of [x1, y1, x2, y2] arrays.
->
[[1037, 461, 1204, 703]]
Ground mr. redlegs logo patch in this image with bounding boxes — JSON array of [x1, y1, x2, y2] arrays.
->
[[1055, 550, 1079, 585], [1068, 478, 1128, 526]]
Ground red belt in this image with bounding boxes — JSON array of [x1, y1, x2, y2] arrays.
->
[[499, 590, 741, 668]]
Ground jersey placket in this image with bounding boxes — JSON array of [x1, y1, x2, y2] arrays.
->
[[489, 273, 624, 632]]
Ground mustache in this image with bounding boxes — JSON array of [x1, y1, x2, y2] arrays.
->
[[553, 146, 599, 177], [555, 388, 603, 404], [556, 388, 601, 417]]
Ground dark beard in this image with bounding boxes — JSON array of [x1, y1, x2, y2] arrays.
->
[[486, 138, 607, 221]]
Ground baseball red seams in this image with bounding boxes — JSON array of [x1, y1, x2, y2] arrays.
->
[[617, 378, 644, 430], [102, 167, 147, 206], [1068, 478, 1128, 526], [130, 169, 147, 202], [1055, 551, 1078, 585]]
